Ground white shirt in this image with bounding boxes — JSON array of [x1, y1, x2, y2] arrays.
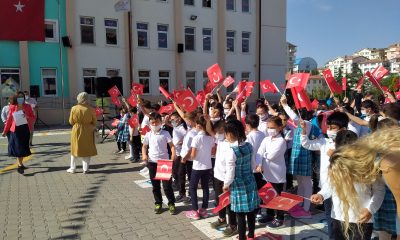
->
[[246, 130, 265, 171], [283, 125, 294, 149], [1, 105, 9, 123], [181, 128, 197, 158], [143, 130, 172, 162], [191, 131, 214, 170], [172, 124, 187, 156], [319, 176, 385, 223], [283, 105, 312, 136], [141, 115, 149, 129], [214, 140, 230, 181], [256, 135, 287, 183], [300, 135, 335, 188], [348, 121, 361, 137], [258, 121, 269, 136]]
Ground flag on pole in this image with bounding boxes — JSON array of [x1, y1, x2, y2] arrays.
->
[[322, 69, 343, 94], [291, 87, 312, 111], [260, 80, 279, 94], [207, 63, 224, 85], [222, 76, 235, 88], [114, 0, 131, 12], [370, 65, 389, 81], [131, 82, 144, 95], [286, 73, 310, 89], [342, 77, 347, 91], [159, 86, 171, 100]]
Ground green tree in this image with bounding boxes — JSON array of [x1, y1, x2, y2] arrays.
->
[[310, 69, 319, 76], [310, 86, 330, 100]]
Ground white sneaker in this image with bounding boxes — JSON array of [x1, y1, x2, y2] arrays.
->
[[66, 168, 75, 173], [125, 155, 133, 160], [139, 167, 149, 173], [117, 150, 125, 154]]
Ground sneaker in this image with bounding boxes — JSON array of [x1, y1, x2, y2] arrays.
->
[[139, 161, 147, 166], [182, 196, 191, 204], [125, 155, 133, 159], [210, 218, 227, 229], [20, 165, 28, 170], [117, 149, 125, 154], [258, 214, 274, 224], [267, 218, 284, 229], [168, 204, 177, 215], [66, 168, 75, 174], [154, 204, 162, 214], [198, 208, 208, 218], [139, 167, 148, 173], [175, 195, 185, 203], [185, 210, 200, 220], [290, 207, 312, 219], [17, 166, 24, 174], [223, 225, 238, 237], [113, 150, 120, 154]]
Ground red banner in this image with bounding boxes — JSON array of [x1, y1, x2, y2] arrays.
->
[[95, 107, 104, 117], [159, 86, 171, 99], [366, 71, 383, 90], [258, 183, 278, 205], [131, 82, 144, 95], [153, 160, 173, 180], [260, 80, 278, 94], [111, 97, 121, 107], [127, 95, 137, 107], [291, 87, 312, 111], [211, 191, 231, 214], [342, 77, 347, 91], [371, 65, 389, 81], [111, 118, 120, 127], [223, 76, 235, 88], [0, 0, 45, 41], [207, 63, 224, 85], [323, 69, 343, 94], [174, 89, 200, 112], [128, 115, 139, 128], [311, 99, 319, 110], [140, 125, 150, 136], [286, 73, 310, 89], [196, 91, 206, 106], [260, 192, 303, 211], [159, 104, 175, 115], [108, 85, 121, 98], [356, 75, 366, 89]]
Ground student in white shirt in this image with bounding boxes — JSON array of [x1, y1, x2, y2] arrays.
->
[[125, 107, 141, 162], [142, 112, 176, 215], [278, 113, 294, 190], [185, 115, 215, 220], [256, 104, 269, 136], [256, 116, 287, 228], [300, 111, 350, 238]]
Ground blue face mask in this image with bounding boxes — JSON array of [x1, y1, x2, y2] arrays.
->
[[17, 98, 24, 105]]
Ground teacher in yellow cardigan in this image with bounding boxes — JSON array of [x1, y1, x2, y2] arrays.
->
[[67, 92, 97, 174]]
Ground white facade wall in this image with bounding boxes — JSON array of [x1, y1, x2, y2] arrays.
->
[[359, 62, 382, 73], [72, 0, 128, 95]]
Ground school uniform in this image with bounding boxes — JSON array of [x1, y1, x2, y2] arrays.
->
[[143, 129, 175, 205], [190, 131, 214, 211], [178, 127, 197, 197], [116, 114, 129, 151], [246, 130, 266, 190], [283, 125, 294, 189], [171, 124, 187, 190], [373, 186, 398, 236], [128, 115, 141, 161]]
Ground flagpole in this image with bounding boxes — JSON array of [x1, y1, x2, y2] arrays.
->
[[58, 0, 66, 125]]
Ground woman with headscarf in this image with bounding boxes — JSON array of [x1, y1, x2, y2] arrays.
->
[[2, 92, 35, 174], [67, 92, 97, 174]]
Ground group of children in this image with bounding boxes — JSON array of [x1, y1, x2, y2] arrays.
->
[[111, 89, 400, 240]]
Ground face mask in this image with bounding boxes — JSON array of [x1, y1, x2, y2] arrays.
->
[[17, 98, 24, 105], [171, 121, 177, 128], [224, 109, 230, 115], [150, 124, 162, 132], [215, 133, 225, 141], [25, 95, 29, 99], [326, 130, 337, 140], [361, 110, 367, 115], [267, 129, 278, 137], [211, 117, 221, 123], [258, 114, 268, 121]]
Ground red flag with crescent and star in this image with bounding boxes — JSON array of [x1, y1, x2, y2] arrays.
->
[[111, 118, 120, 127], [260, 80, 278, 94], [174, 89, 200, 112], [131, 82, 144, 95], [154, 160, 173, 180], [290, 87, 312, 111], [108, 85, 121, 98], [222, 76, 235, 88], [323, 69, 343, 94], [140, 125, 150, 136], [159, 86, 171, 100], [196, 90, 206, 106], [342, 77, 347, 91], [365, 71, 383, 90], [127, 94, 137, 107], [128, 115, 139, 128], [371, 65, 389, 81], [207, 63, 224, 85], [95, 107, 104, 117], [0, 0, 45, 41], [286, 73, 309, 89], [159, 104, 175, 115], [211, 191, 231, 214]]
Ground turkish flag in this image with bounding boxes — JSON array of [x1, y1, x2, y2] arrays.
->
[[244, 82, 255, 97], [174, 89, 200, 112], [342, 77, 347, 91], [260, 192, 303, 211], [356, 75, 366, 89], [212, 191, 231, 214], [366, 71, 383, 89], [111, 97, 122, 107], [207, 63, 224, 85], [95, 107, 104, 117], [159, 86, 171, 99], [291, 87, 312, 111], [371, 65, 389, 81], [154, 160, 173, 180], [127, 94, 137, 107], [311, 99, 319, 110], [319, 110, 334, 134], [196, 91, 206, 106], [128, 115, 139, 128], [108, 85, 121, 98], [159, 104, 175, 115], [204, 82, 217, 94], [223, 76, 235, 88], [323, 69, 343, 94], [260, 80, 278, 94], [258, 183, 278, 205], [0, 0, 45, 41], [172, 89, 186, 100], [395, 91, 400, 100], [131, 82, 144, 95], [286, 73, 309, 89], [111, 118, 120, 127], [140, 125, 150, 136]]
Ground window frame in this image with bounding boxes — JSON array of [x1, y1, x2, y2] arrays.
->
[[159, 71, 170, 93], [226, 0, 235, 11], [184, 27, 196, 51], [226, 71, 236, 92], [80, 16, 95, 45], [184, 0, 195, 6], [45, 19, 59, 43], [202, 0, 212, 8], [137, 22, 149, 48], [138, 70, 151, 94], [185, 71, 196, 92], [41, 68, 58, 96], [241, 31, 250, 53], [106, 69, 120, 77], [202, 28, 212, 52], [157, 24, 169, 49], [82, 68, 97, 95], [226, 30, 236, 53], [104, 18, 118, 46], [241, 0, 250, 13]]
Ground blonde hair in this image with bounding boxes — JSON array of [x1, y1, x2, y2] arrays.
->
[[77, 92, 88, 104], [329, 127, 400, 239]]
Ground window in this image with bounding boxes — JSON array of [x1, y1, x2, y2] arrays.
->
[[41, 68, 57, 96], [137, 22, 148, 47], [106, 69, 120, 77], [202, 28, 212, 52], [226, 31, 235, 52], [184, 0, 194, 5], [80, 17, 95, 44], [0, 68, 20, 98], [226, 72, 235, 92], [105, 19, 118, 45], [138, 71, 150, 94], [242, 32, 250, 53], [159, 71, 170, 93], [203, 71, 208, 89], [185, 27, 195, 51], [83, 69, 96, 95], [241, 72, 250, 81], [45, 20, 58, 42], [226, 0, 235, 11], [242, 0, 250, 12], [157, 24, 168, 49], [186, 71, 196, 92], [202, 0, 212, 8]]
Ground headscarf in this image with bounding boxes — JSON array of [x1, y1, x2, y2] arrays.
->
[[77, 92, 88, 104]]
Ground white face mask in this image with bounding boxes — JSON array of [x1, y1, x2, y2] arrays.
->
[[224, 109, 230, 115], [211, 117, 221, 123], [171, 121, 178, 128], [361, 110, 367, 116], [326, 130, 337, 140], [258, 114, 268, 121], [150, 124, 162, 132], [215, 133, 225, 141], [267, 128, 278, 137]]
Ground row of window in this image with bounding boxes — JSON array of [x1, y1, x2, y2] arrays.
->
[[184, 0, 250, 12], [138, 23, 251, 53], [80, 17, 119, 45]]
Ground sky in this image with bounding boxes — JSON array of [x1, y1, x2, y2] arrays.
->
[[287, 0, 400, 67]]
